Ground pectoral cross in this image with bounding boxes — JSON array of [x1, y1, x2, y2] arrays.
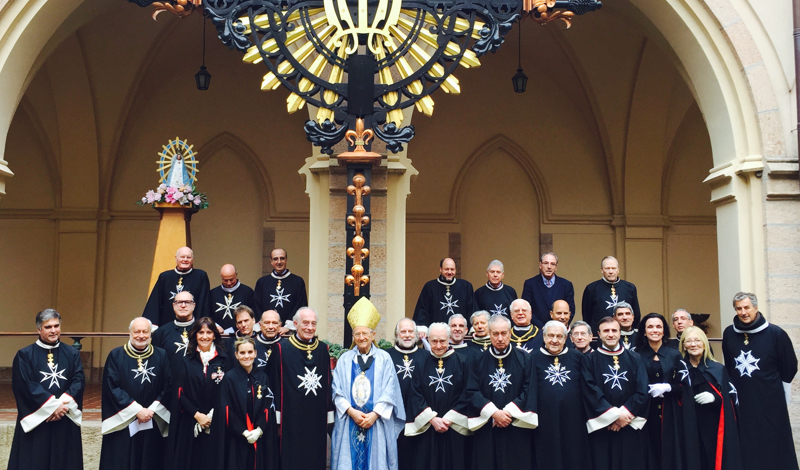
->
[[47, 352, 54, 367], [137, 358, 144, 372], [613, 355, 620, 370], [437, 358, 444, 374], [553, 357, 560, 371], [257, 385, 262, 399], [744, 333, 749, 346]]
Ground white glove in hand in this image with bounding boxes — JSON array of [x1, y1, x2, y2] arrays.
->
[[246, 427, 263, 444], [648, 383, 671, 398], [694, 391, 715, 405]]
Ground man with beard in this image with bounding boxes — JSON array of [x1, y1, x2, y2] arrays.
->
[[466, 315, 536, 470], [210, 264, 255, 333], [581, 256, 640, 333], [509, 299, 543, 353], [473, 260, 517, 318], [722, 292, 798, 470], [387, 318, 426, 470], [99, 317, 171, 470], [526, 320, 590, 470], [143, 246, 211, 326], [582, 316, 649, 470], [405, 322, 471, 470], [413, 258, 475, 336], [8, 309, 85, 470], [448, 314, 470, 358]]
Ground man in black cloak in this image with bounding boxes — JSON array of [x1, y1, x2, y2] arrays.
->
[[143, 246, 211, 326], [412, 258, 475, 335], [210, 263, 255, 333], [254, 248, 308, 333]]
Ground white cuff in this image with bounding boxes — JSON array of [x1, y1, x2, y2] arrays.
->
[[373, 402, 392, 420], [620, 406, 646, 430], [101, 401, 143, 434], [504, 402, 538, 429], [149, 401, 171, 436], [468, 402, 499, 431], [417, 325, 429, 335], [442, 410, 470, 435], [59, 394, 82, 427], [276, 411, 281, 424], [586, 407, 621, 433], [20, 395, 59, 433], [784, 381, 792, 405], [327, 410, 334, 424], [334, 397, 351, 417], [404, 407, 436, 436], [285, 320, 297, 331]]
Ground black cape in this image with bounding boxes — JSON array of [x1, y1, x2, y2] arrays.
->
[[8, 341, 85, 470], [143, 268, 212, 326], [466, 346, 535, 470], [166, 346, 228, 470], [412, 277, 475, 327], [152, 319, 196, 408], [581, 278, 640, 333], [276, 336, 333, 470], [722, 314, 798, 470], [405, 349, 470, 470], [387, 345, 426, 470], [635, 344, 684, 470], [221, 365, 279, 470], [526, 347, 591, 470], [253, 271, 308, 325], [510, 324, 544, 354], [582, 345, 649, 470], [678, 358, 742, 470], [210, 282, 255, 332], [99, 345, 171, 470], [473, 283, 517, 319]]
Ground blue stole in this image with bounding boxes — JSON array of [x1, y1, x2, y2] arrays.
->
[[349, 357, 375, 470]]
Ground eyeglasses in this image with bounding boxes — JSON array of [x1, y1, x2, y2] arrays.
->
[[683, 339, 703, 345], [173, 300, 195, 306], [353, 332, 372, 338], [571, 331, 590, 337]]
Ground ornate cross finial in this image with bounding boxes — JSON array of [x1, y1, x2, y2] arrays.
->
[[345, 173, 371, 296]]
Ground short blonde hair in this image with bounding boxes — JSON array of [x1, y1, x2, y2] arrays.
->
[[679, 326, 716, 364]]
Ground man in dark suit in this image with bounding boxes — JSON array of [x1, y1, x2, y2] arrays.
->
[[521, 252, 576, 326]]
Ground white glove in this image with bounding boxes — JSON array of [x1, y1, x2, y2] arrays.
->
[[694, 391, 715, 405], [648, 383, 672, 398], [245, 427, 263, 444]]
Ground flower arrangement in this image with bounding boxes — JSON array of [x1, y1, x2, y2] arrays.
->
[[137, 184, 208, 210]]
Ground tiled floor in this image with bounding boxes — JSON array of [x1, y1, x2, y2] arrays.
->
[[0, 383, 102, 421]]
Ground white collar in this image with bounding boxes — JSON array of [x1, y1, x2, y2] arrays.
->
[[450, 342, 468, 349], [174, 318, 195, 328], [489, 346, 512, 359], [36, 339, 60, 350], [256, 333, 281, 345], [431, 348, 455, 359], [733, 319, 770, 334], [485, 282, 504, 291], [601, 277, 620, 285], [356, 344, 375, 359], [437, 277, 456, 286], [394, 344, 418, 354], [271, 270, 291, 280], [597, 344, 624, 355], [620, 329, 636, 336], [175, 268, 193, 275], [539, 346, 569, 356], [221, 281, 241, 293]]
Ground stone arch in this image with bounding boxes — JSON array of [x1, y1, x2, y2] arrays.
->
[[449, 134, 550, 224], [17, 96, 62, 207]]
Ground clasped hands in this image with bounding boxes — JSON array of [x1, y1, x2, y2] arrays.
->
[[491, 410, 512, 428], [46, 397, 72, 422], [242, 427, 263, 444], [608, 407, 633, 432], [347, 408, 379, 429]]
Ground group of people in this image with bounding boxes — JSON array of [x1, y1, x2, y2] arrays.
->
[[7, 248, 799, 470]]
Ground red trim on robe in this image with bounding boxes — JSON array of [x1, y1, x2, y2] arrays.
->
[[707, 381, 725, 470]]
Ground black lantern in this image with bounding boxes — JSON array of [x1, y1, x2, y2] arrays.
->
[[195, 14, 211, 90], [512, 21, 527, 93]]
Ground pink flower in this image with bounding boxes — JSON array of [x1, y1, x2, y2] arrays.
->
[[154, 192, 162, 202], [145, 190, 158, 204], [141, 197, 147, 203]]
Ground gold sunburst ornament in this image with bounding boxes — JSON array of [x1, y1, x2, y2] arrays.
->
[[137, 137, 208, 210]]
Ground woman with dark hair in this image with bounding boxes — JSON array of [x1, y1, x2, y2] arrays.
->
[[167, 317, 228, 470], [633, 313, 684, 470], [221, 336, 278, 470], [679, 327, 741, 470]]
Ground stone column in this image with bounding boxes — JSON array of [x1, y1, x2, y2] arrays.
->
[[0, 157, 12, 201]]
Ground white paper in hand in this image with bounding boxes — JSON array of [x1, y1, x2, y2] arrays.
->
[[129, 418, 153, 437]]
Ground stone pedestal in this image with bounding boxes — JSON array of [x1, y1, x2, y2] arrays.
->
[[147, 203, 198, 293]]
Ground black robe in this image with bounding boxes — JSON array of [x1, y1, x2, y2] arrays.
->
[[582, 345, 649, 470], [276, 336, 333, 470], [221, 365, 279, 470], [210, 282, 255, 333], [8, 341, 85, 470], [167, 347, 228, 470], [450, 342, 470, 360], [253, 271, 308, 325], [722, 314, 798, 470], [620, 329, 637, 350], [510, 324, 544, 354], [678, 358, 742, 470], [387, 345, 427, 470], [223, 331, 256, 371], [405, 349, 470, 470], [143, 268, 212, 326], [152, 319, 196, 408], [580, 278, 640, 333], [466, 346, 535, 470], [473, 283, 517, 319], [635, 344, 684, 470], [412, 277, 475, 327], [526, 347, 591, 470], [99, 345, 171, 470]]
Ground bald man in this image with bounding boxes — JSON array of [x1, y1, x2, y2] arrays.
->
[[143, 246, 212, 326], [209, 263, 255, 333]]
